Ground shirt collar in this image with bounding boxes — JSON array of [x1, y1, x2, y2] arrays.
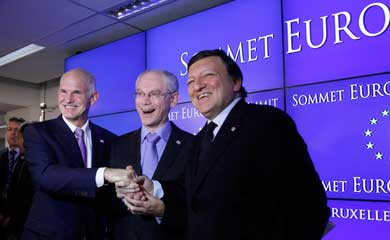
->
[[9, 147, 19, 155], [209, 97, 241, 127], [62, 115, 90, 133], [141, 121, 171, 144]]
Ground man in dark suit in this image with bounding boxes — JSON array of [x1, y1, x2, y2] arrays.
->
[[0, 117, 32, 239], [122, 50, 330, 240], [21, 68, 135, 240], [109, 70, 193, 240]]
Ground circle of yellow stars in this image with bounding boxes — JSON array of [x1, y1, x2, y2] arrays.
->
[[364, 109, 389, 160]]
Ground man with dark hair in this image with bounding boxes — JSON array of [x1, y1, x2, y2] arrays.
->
[[109, 70, 193, 240], [0, 117, 32, 239], [121, 49, 330, 240], [21, 68, 134, 240]]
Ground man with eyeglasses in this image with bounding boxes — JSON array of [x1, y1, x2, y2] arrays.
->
[[108, 70, 193, 240]]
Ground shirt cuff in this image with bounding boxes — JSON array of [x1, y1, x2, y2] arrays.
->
[[152, 180, 164, 199], [96, 167, 106, 188]]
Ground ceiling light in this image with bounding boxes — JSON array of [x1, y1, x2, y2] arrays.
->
[[0, 44, 45, 67], [107, 0, 175, 20]]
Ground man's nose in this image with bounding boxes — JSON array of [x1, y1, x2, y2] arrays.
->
[[64, 93, 74, 102], [193, 80, 205, 91], [12, 129, 18, 136]]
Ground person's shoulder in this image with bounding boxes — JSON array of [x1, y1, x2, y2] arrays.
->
[[171, 122, 195, 140], [90, 122, 117, 141], [112, 128, 140, 145], [24, 118, 58, 133], [246, 103, 289, 118], [243, 103, 296, 128]]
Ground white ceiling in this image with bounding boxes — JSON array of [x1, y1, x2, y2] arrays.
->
[[0, 0, 232, 85]]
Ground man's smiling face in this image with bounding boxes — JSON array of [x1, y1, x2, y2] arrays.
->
[[135, 71, 177, 132]]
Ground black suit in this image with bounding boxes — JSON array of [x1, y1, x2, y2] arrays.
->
[[108, 122, 193, 240], [163, 100, 330, 240], [0, 149, 32, 239], [21, 116, 116, 240]]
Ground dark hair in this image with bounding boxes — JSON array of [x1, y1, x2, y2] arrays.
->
[[8, 117, 26, 124], [188, 49, 247, 98]]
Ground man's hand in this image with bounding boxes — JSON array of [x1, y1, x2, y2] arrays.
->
[[115, 181, 145, 200], [133, 175, 154, 194], [122, 190, 165, 217], [115, 174, 153, 199], [104, 167, 136, 185]]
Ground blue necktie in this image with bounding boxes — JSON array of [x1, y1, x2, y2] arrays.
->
[[142, 133, 161, 179]]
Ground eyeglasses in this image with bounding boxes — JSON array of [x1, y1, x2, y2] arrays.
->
[[133, 90, 175, 100]]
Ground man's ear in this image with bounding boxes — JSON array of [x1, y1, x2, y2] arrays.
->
[[233, 79, 242, 92], [90, 91, 99, 105], [170, 92, 179, 108]]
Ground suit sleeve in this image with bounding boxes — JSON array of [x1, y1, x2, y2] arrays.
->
[[23, 124, 98, 198], [274, 110, 330, 239], [105, 140, 129, 219]]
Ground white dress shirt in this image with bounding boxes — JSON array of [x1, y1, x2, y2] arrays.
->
[[62, 116, 105, 187]]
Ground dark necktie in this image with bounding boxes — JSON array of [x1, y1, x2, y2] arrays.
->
[[5, 150, 17, 192], [143, 133, 161, 179], [196, 121, 217, 175], [75, 128, 87, 167]]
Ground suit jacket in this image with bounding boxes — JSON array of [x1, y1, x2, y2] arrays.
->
[[108, 122, 193, 240], [163, 100, 330, 240], [21, 116, 116, 240], [0, 149, 32, 238]]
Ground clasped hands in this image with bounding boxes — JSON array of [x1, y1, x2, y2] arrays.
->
[[104, 166, 165, 217]]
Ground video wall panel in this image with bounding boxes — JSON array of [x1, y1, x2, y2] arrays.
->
[[324, 200, 390, 239], [283, 0, 390, 86], [90, 111, 141, 136], [65, 32, 146, 117], [286, 74, 390, 201]]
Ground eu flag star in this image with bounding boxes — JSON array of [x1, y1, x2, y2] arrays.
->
[[366, 142, 374, 149]]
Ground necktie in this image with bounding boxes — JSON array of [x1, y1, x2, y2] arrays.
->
[[5, 150, 17, 192], [143, 133, 161, 179], [75, 128, 87, 167], [196, 121, 217, 175]]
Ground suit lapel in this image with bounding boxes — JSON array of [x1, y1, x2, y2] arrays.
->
[[191, 100, 246, 195], [90, 122, 103, 167], [153, 123, 185, 179], [190, 123, 207, 178], [129, 130, 142, 175], [52, 116, 84, 167]]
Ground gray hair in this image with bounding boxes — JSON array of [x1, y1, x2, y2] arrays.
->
[[60, 68, 96, 97], [135, 70, 178, 93]]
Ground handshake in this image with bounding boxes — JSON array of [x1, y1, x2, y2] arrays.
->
[[104, 166, 165, 217]]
